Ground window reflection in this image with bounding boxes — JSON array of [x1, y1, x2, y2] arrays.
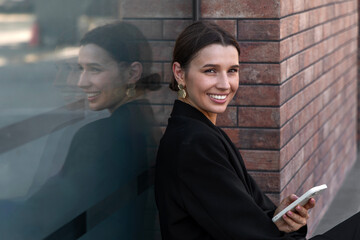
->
[[0, 0, 188, 238]]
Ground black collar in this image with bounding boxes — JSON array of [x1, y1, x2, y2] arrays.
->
[[170, 100, 220, 132]]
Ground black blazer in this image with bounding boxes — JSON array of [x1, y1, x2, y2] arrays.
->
[[155, 100, 307, 240]]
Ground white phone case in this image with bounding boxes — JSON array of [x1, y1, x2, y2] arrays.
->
[[272, 184, 327, 222]]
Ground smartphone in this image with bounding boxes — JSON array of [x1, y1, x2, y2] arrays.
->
[[272, 184, 327, 223]]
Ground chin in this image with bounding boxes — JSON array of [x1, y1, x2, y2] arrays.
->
[[88, 104, 103, 111], [210, 106, 228, 114]]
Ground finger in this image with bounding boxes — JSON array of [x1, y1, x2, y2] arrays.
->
[[303, 198, 316, 210], [290, 194, 299, 202], [294, 205, 309, 218], [282, 213, 302, 232], [281, 194, 298, 206], [286, 210, 307, 226]]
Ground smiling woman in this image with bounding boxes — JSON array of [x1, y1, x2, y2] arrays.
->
[[77, 43, 133, 112], [0, 21, 162, 240], [155, 21, 314, 240], [78, 21, 158, 113], [155, 21, 360, 240], [172, 44, 239, 124]]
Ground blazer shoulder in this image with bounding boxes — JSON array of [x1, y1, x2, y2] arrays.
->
[[166, 115, 222, 143]]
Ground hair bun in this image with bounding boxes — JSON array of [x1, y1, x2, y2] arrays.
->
[[137, 73, 161, 91]]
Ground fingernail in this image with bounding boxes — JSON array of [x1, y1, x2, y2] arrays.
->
[[287, 211, 292, 216], [296, 206, 301, 210]]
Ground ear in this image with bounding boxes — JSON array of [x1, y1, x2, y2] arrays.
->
[[128, 61, 143, 84], [172, 62, 186, 86]]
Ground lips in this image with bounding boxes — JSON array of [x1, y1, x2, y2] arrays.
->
[[86, 91, 101, 99], [208, 94, 227, 100]]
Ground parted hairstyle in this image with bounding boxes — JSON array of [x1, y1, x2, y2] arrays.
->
[[80, 21, 160, 91], [169, 21, 241, 91]]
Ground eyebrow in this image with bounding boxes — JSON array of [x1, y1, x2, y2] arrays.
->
[[78, 62, 103, 67], [202, 64, 240, 68]]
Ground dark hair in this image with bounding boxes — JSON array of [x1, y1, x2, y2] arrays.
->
[[80, 21, 160, 91], [169, 21, 240, 91]]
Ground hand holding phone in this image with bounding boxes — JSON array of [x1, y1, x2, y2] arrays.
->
[[272, 184, 327, 223]]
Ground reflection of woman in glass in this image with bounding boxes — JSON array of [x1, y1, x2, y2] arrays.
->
[[3, 22, 160, 240]]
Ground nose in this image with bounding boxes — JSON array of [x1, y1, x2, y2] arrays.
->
[[217, 72, 231, 90], [77, 70, 90, 89]]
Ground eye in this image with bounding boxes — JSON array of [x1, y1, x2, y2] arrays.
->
[[89, 67, 102, 73], [228, 68, 238, 73], [204, 69, 216, 73]]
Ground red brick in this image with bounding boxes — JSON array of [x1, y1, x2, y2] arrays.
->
[[208, 20, 237, 38], [279, 77, 295, 104], [149, 41, 174, 61], [280, 0, 293, 17], [238, 107, 280, 128], [292, 32, 305, 54], [293, 0, 305, 13], [217, 106, 237, 127], [280, 37, 293, 60], [309, 8, 322, 27], [239, 42, 280, 63], [286, 54, 300, 77], [303, 28, 315, 48], [304, 0, 325, 9], [124, 19, 162, 39], [222, 128, 280, 149], [280, 61, 287, 82], [121, 0, 192, 18], [201, 0, 281, 18], [238, 20, 280, 41], [280, 101, 355, 189], [234, 85, 280, 106], [326, 5, 335, 21], [314, 25, 324, 43], [280, 14, 299, 39], [318, 6, 328, 23], [299, 11, 310, 31], [240, 150, 280, 170], [163, 20, 192, 40], [281, 86, 356, 168], [239, 63, 281, 84]]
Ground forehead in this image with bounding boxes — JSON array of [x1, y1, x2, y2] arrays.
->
[[191, 44, 239, 66], [78, 44, 115, 65]]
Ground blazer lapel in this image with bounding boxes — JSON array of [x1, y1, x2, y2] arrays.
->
[[217, 128, 253, 195], [170, 100, 252, 194]]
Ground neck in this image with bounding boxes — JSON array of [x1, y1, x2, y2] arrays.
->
[[109, 89, 145, 114], [178, 98, 217, 125]]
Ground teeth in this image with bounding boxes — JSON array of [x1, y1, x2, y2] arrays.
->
[[87, 92, 101, 98], [209, 94, 226, 100]]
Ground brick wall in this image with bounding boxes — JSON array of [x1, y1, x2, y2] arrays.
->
[[120, 0, 358, 236], [220, 0, 357, 235]]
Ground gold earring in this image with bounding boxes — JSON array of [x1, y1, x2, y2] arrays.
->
[[178, 84, 186, 98], [126, 83, 136, 97]]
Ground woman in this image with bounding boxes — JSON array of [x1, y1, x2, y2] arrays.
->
[[154, 21, 360, 240], [1, 22, 161, 240]]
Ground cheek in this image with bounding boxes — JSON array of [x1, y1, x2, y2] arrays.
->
[[230, 77, 239, 91], [99, 74, 123, 89]]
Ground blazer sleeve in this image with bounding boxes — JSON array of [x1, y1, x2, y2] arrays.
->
[[176, 131, 306, 240]]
